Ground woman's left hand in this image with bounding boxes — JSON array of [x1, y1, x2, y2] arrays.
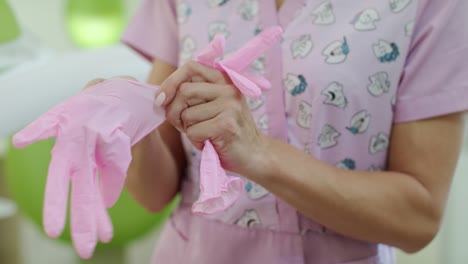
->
[[155, 61, 269, 176]]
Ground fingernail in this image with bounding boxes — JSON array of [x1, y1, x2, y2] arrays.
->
[[155, 92, 166, 107]]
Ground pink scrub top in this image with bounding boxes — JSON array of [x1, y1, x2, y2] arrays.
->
[[122, 0, 468, 263]]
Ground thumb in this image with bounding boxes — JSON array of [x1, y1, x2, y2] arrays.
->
[[13, 109, 60, 148]]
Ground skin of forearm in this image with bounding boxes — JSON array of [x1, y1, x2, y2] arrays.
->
[[125, 127, 183, 212], [124, 60, 184, 212], [250, 137, 441, 253]]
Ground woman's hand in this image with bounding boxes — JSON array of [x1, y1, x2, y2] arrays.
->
[[155, 61, 269, 176]]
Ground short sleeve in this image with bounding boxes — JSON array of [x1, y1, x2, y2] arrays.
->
[[121, 0, 179, 66], [394, 0, 468, 123]]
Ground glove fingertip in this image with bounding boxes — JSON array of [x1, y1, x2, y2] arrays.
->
[[99, 228, 114, 243], [73, 234, 98, 259], [103, 194, 118, 208], [100, 174, 125, 208], [77, 247, 95, 260], [12, 133, 31, 148], [43, 211, 66, 239], [44, 224, 63, 239]]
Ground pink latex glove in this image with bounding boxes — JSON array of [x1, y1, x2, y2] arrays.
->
[[191, 26, 283, 214], [12, 79, 165, 259]]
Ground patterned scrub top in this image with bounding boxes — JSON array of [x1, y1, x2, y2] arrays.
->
[[122, 1, 468, 263]]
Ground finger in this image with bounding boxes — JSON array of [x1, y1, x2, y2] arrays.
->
[[94, 175, 113, 243], [221, 26, 283, 72], [195, 35, 226, 67], [71, 139, 98, 259], [156, 61, 228, 107], [97, 131, 132, 208], [191, 75, 206, 82], [180, 99, 226, 130], [42, 139, 71, 238], [166, 82, 233, 130], [71, 169, 98, 259], [12, 108, 60, 148], [242, 72, 271, 91], [84, 78, 106, 89], [186, 115, 231, 150]]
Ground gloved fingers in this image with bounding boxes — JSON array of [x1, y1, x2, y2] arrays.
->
[[94, 174, 113, 243], [97, 130, 132, 208], [241, 72, 272, 92], [70, 142, 99, 259], [219, 65, 262, 99], [12, 109, 60, 148], [220, 26, 283, 72], [192, 176, 244, 215], [192, 140, 243, 214], [199, 140, 224, 194], [42, 140, 71, 238], [195, 35, 226, 67]]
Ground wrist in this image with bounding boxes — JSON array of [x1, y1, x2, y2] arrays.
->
[[243, 131, 278, 183], [131, 129, 161, 156]]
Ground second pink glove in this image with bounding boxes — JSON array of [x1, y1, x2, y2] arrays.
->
[[13, 79, 165, 259], [191, 26, 283, 214]]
